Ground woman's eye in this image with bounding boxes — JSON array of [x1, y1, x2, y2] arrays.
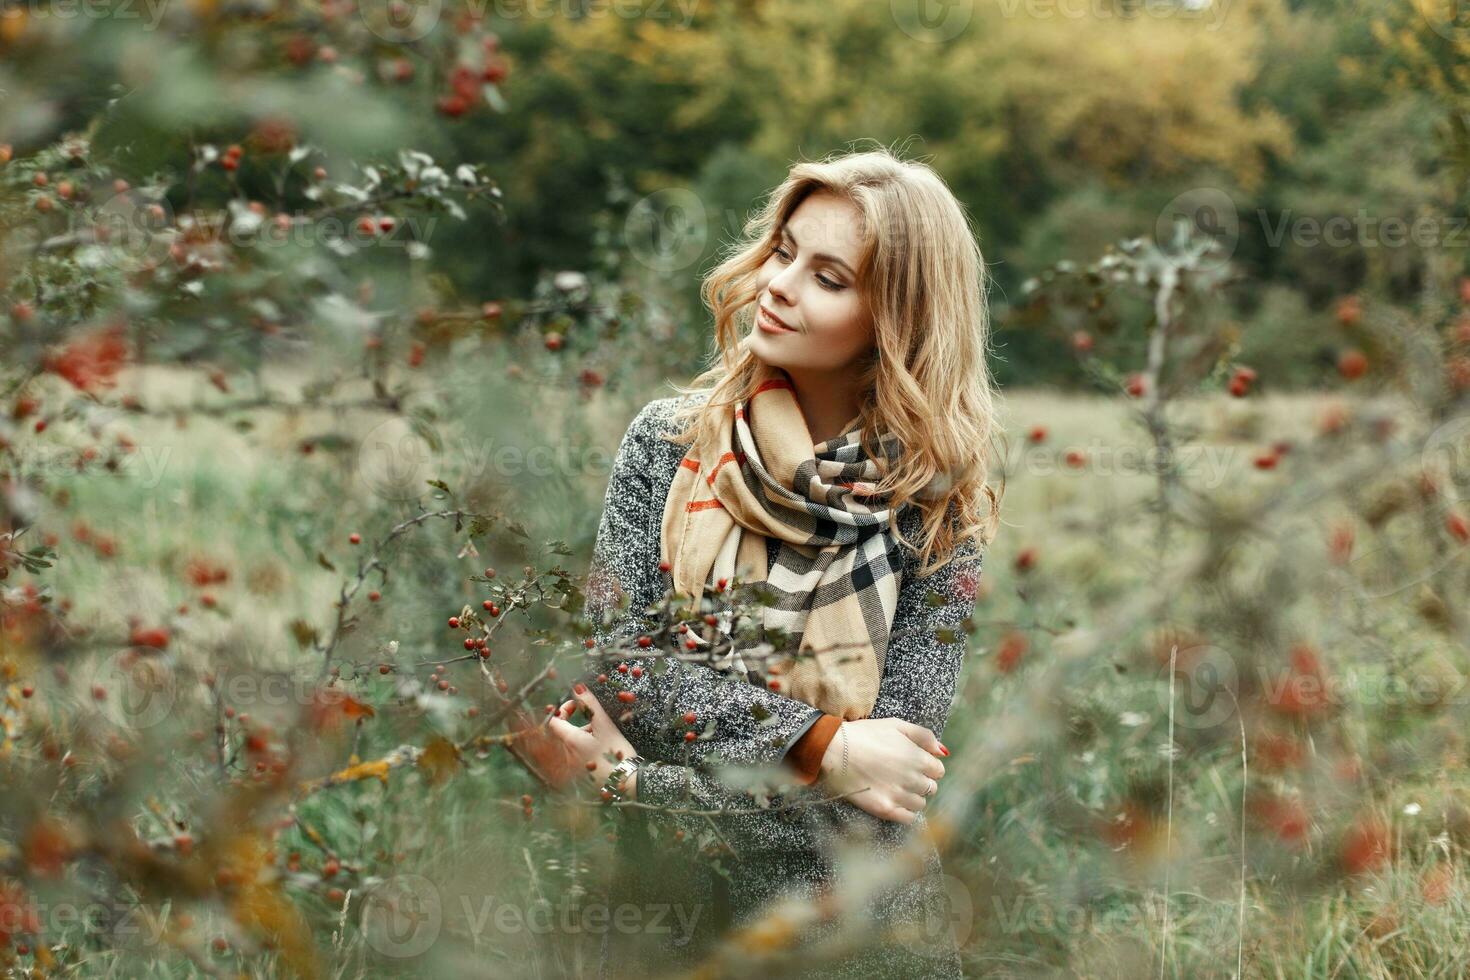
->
[[773, 245, 845, 291]]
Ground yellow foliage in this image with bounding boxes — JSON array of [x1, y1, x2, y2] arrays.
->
[[324, 758, 391, 785], [416, 735, 462, 787], [542, 0, 1295, 192]]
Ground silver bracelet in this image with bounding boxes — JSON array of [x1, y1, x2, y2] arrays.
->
[[841, 724, 849, 776], [601, 754, 642, 804]]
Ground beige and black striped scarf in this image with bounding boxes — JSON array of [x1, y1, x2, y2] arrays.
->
[[659, 365, 906, 721]]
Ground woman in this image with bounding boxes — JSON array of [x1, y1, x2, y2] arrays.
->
[[549, 145, 1002, 978]]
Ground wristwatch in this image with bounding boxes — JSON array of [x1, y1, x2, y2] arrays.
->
[[600, 754, 643, 803]]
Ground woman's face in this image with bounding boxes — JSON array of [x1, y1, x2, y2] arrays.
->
[[747, 191, 874, 376]]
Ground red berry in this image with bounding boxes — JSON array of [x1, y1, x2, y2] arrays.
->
[[630, 666, 643, 678], [349, 533, 361, 545], [464, 637, 476, 650], [1125, 373, 1147, 398], [1338, 349, 1369, 380], [368, 590, 381, 602], [322, 858, 340, 878], [1028, 425, 1047, 443], [683, 711, 696, 725], [658, 560, 672, 573], [448, 617, 460, 628], [436, 93, 469, 118], [684, 731, 696, 742], [638, 636, 652, 648], [617, 691, 636, 703], [21, 685, 34, 698], [596, 673, 608, 684], [617, 663, 628, 674], [483, 599, 493, 610], [544, 332, 563, 352]]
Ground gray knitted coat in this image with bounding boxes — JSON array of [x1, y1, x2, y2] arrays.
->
[[582, 393, 984, 979]]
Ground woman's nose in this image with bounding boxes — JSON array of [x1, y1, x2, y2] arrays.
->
[[768, 269, 797, 305]]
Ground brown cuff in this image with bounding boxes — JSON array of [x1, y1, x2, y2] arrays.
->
[[785, 713, 843, 786]]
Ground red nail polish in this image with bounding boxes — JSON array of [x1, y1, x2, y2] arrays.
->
[[939, 744, 950, 756], [574, 682, 587, 695]]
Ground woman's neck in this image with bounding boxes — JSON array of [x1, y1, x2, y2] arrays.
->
[[780, 366, 865, 445]]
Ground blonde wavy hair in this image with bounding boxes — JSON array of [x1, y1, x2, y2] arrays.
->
[[663, 143, 1005, 577]]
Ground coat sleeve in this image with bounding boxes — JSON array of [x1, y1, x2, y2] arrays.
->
[[580, 399, 822, 769], [631, 524, 985, 854]]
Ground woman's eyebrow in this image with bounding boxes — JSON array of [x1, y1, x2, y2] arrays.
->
[[779, 224, 856, 277]]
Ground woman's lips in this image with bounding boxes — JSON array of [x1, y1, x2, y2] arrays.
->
[[757, 305, 797, 334]]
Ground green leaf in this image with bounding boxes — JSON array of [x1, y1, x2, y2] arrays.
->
[[316, 551, 337, 572], [545, 539, 572, 556], [505, 520, 530, 540], [925, 590, 946, 608], [426, 479, 451, 494]]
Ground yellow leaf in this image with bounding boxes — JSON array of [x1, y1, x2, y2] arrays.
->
[[416, 736, 462, 787]]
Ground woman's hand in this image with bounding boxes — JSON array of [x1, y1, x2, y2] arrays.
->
[[547, 683, 641, 800], [817, 718, 947, 825]]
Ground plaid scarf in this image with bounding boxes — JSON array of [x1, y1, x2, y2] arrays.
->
[[658, 366, 906, 721]]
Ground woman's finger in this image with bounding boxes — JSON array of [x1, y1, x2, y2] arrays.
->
[[918, 754, 946, 781], [891, 788, 928, 813], [880, 802, 917, 825], [572, 683, 609, 723], [547, 715, 595, 752], [895, 719, 944, 756], [905, 775, 938, 799]]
